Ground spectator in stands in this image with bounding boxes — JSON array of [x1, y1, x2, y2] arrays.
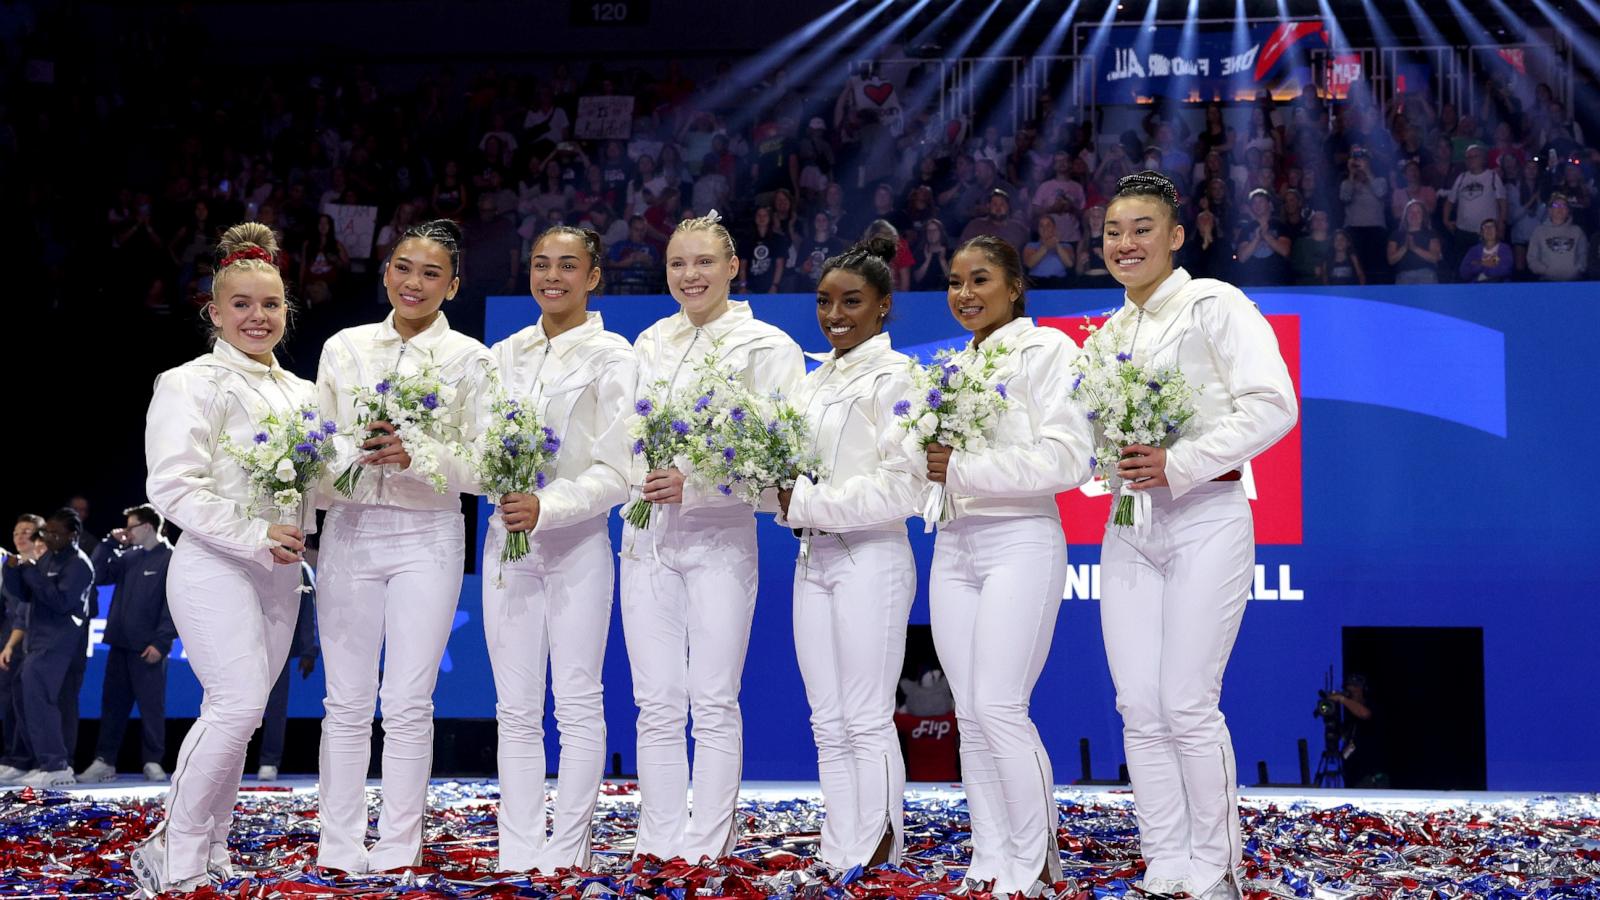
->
[[1327, 229, 1365, 285], [1022, 214, 1075, 289], [1391, 160, 1438, 226], [1388, 199, 1444, 284], [862, 220, 913, 292], [960, 189, 1029, 250], [771, 188, 803, 248], [953, 158, 1016, 232], [1443, 144, 1506, 265], [1291, 209, 1332, 285], [1032, 151, 1086, 245], [912, 219, 954, 292], [581, 202, 628, 249], [740, 205, 789, 294], [1280, 188, 1310, 241], [300, 214, 349, 307], [1340, 148, 1390, 278], [67, 496, 99, 553], [1459, 218, 1514, 283], [795, 212, 848, 290], [431, 159, 468, 220], [1076, 204, 1115, 288], [375, 202, 420, 263], [1555, 160, 1595, 232], [1234, 189, 1291, 285], [1527, 193, 1590, 281], [606, 216, 662, 294], [1183, 208, 1234, 281], [522, 85, 571, 158], [78, 504, 176, 784]]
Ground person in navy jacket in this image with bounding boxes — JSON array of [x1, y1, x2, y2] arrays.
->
[[78, 504, 177, 784], [0, 508, 94, 787], [0, 514, 47, 781]]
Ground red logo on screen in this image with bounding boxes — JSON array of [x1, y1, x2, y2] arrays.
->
[[1040, 314, 1304, 545]]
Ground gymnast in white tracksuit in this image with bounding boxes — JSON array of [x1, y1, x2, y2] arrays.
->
[[921, 235, 1095, 897], [1096, 172, 1297, 900], [622, 213, 804, 862], [135, 223, 316, 893], [777, 238, 921, 871], [482, 226, 636, 872], [313, 219, 496, 873]]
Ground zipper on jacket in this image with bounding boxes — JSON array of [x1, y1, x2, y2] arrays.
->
[[667, 326, 703, 392]]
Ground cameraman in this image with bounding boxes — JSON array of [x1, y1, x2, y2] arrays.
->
[[1330, 674, 1387, 788]]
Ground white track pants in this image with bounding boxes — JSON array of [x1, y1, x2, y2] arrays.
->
[[619, 505, 757, 862], [930, 515, 1067, 895], [1100, 481, 1252, 893], [316, 504, 464, 873], [482, 516, 613, 872], [163, 537, 300, 881], [792, 531, 914, 869]]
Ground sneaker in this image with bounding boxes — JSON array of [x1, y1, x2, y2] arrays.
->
[[143, 762, 169, 782], [1137, 876, 1190, 897], [256, 764, 278, 782], [1192, 873, 1244, 900], [206, 842, 235, 881], [130, 829, 168, 895], [0, 763, 28, 783], [80, 758, 118, 783], [19, 767, 75, 788]]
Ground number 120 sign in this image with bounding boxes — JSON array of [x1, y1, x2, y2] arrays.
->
[[571, 0, 649, 25]]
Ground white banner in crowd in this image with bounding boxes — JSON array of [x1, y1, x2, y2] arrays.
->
[[326, 203, 378, 260], [575, 95, 636, 140]]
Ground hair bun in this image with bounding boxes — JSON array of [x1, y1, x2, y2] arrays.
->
[[216, 221, 280, 260], [856, 235, 898, 264], [417, 218, 463, 245]]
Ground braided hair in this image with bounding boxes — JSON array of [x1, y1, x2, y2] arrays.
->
[[534, 224, 605, 292], [819, 236, 896, 299], [1113, 170, 1182, 221], [397, 218, 464, 278]]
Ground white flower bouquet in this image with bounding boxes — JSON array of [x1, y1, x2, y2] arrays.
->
[[474, 391, 561, 564], [334, 361, 459, 496], [896, 344, 1013, 531], [680, 355, 820, 507], [621, 381, 696, 530], [1071, 317, 1198, 529], [220, 404, 337, 525]]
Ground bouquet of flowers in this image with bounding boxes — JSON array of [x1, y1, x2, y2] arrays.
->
[[220, 404, 338, 525], [334, 361, 459, 496], [680, 356, 820, 507], [897, 344, 1013, 532], [621, 382, 695, 530], [1071, 317, 1198, 529], [473, 391, 561, 564]]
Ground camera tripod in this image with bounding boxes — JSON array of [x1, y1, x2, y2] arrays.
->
[[1312, 741, 1344, 788]]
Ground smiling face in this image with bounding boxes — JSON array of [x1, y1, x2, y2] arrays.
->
[[12, 521, 37, 555], [384, 236, 458, 328], [1103, 195, 1184, 299], [947, 246, 1018, 338], [209, 267, 287, 364], [529, 231, 599, 320], [816, 268, 888, 353], [666, 230, 738, 321]]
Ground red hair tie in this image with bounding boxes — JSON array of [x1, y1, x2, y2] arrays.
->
[[220, 246, 276, 268]]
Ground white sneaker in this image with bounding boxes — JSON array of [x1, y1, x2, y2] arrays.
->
[[207, 841, 235, 881], [130, 828, 168, 895], [19, 767, 76, 788], [79, 758, 118, 782], [256, 764, 278, 782], [1137, 876, 1189, 897], [0, 763, 28, 783], [143, 762, 169, 782]]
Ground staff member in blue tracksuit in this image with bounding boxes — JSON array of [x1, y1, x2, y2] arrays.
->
[[1, 508, 94, 787], [0, 514, 46, 782], [78, 504, 177, 784], [257, 560, 318, 781]]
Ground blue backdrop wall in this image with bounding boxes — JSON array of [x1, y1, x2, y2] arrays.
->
[[84, 281, 1600, 790]]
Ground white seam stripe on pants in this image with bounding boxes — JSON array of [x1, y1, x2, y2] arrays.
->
[[930, 514, 1067, 894], [792, 532, 915, 869], [619, 505, 757, 862], [482, 516, 613, 872], [316, 503, 464, 873], [163, 537, 299, 881], [1100, 481, 1251, 892]]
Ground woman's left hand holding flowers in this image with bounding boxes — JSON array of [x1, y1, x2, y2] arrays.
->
[[1117, 444, 1168, 489], [360, 420, 412, 469]]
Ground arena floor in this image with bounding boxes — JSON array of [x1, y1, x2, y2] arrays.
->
[[3, 779, 1596, 897]]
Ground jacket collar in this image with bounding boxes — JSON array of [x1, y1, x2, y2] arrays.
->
[[973, 315, 1035, 350], [805, 331, 895, 372], [1125, 267, 1191, 317], [211, 339, 288, 380], [663, 299, 753, 342], [526, 312, 605, 361], [375, 310, 452, 350]]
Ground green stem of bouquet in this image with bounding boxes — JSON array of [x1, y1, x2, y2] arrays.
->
[[502, 529, 530, 563], [622, 497, 653, 530], [1113, 493, 1135, 527], [334, 463, 363, 498]]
